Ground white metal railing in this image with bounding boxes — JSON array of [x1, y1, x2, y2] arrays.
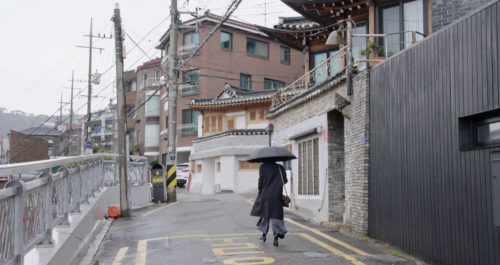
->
[[139, 79, 162, 90], [0, 154, 147, 265], [178, 43, 199, 58], [180, 123, 197, 135], [272, 46, 346, 107], [179, 83, 199, 95]]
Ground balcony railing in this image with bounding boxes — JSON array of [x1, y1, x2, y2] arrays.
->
[[180, 123, 197, 135], [271, 46, 346, 107], [139, 79, 162, 90], [178, 43, 199, 58], [0, 154, 147, 265], [179, 83, 199, 95]]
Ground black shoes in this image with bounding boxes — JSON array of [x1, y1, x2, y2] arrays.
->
[[273, 236, 278, 247], [260, 233, 266, 242]]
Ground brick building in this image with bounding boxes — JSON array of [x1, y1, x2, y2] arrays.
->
[[155, 10, 304, 165], [8, 130, 49, 163]]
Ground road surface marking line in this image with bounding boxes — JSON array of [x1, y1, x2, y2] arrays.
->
[[146, 232, 261, 242], [223, 257, 275, 264], [246, 198, 255, 204], [210, 242, 259, 247], [141, 201, 179, 216], [297, 233, 366, 265], [112, 247, 128, 265], [135, 240, 147, 265], [206, 237, 248, 243], [285, 217, 370, 256]]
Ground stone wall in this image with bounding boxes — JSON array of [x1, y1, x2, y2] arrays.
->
[[328, 111, 345, 222], [343, 71, 370, 235], [432, 0, 492, 32]]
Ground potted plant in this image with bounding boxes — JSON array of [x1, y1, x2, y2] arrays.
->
[[360, 40, 385, 66]]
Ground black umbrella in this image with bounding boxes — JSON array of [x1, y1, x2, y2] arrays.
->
[[247, 146, 297, 163]]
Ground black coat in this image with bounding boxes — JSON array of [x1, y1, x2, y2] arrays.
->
[[250, 162, 288, 220]]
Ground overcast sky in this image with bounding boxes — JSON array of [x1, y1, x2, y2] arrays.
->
[[0, 0, 299, 116]]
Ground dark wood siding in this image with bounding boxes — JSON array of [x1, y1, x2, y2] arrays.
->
[[369, 2, 500, 265]]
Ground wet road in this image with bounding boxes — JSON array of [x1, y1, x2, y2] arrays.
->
[[95, 190, 414, 265]]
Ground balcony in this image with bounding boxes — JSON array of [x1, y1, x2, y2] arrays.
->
[[180, 123, 197, 136], [139, 79, 162, 90], [179, 83, 199, 96], [178, 43, 199, 58]]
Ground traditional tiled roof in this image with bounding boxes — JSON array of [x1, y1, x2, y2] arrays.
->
[[274, 16, 321, 30], [20, 126, 61, 137], [188, 84, 275, 110], [193, 129, 268, 143], [184, 10, 260, 32]]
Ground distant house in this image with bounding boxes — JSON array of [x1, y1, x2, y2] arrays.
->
[[18, 126, 62, 157], [8, 129, 49, 163], [187, 84, 274, 194]]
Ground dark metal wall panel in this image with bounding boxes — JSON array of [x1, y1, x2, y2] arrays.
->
[[369, 2, 500, 264]]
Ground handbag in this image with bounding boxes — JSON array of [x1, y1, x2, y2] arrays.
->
[[278, 165, 291, 208]]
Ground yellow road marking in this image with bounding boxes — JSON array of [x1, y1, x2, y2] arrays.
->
[[212, 242, 264, 256], [285, 217, 370, 256], [223, 257, 275, 264], [141, 201, 179, 217], [135, 240, 147, 265], [246, 198, 255, 204], [146, 232, 261, 242], [297, 233, 366, 265], [205, 237, 248, 243], [112, 247, 128, 265]]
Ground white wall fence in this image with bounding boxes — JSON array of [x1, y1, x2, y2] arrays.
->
[[0, 154, 148, 265]]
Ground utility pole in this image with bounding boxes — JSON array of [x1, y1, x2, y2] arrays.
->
[[112, 3, 130, 217], [77, 18, 111, 154], [70, 71, 74, 132], [167, 0, 179, 203], [59, 93, 63, 124]]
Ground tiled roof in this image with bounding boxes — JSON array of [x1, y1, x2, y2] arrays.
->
[[20, 126, 61, 137], [188, 84, 275, 108], [193, 129, 268, 143], [137, 58, 162, 70], [274, 16, 321, 30], [185, 10, 260, 32]]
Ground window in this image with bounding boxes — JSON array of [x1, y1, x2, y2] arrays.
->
[[104, 135, 113, 143], [105, 119, 113, 128], [378, 0, 424, 56], [145, 124, 160, 147], [460, 109, 500, 149], [91, 120, 101, 133], [145, 94, 160, 117], [240, 73, 251, 90], [264, 78, 284, 90], [155, 70, 161, 83], [182, 109, 198, 135], [352, 23, 368, 71], [127, 80, 136, 92], [280, 46, 290, 64], [128, 131, 135, 142], [203, 113, 223, 134], [311, 50, 341, 84], [220, 31, 232, 50], [182, 69, 199, 94], [298, 138, 319, 195], [142, 73, 148, 89], [184, 31, 199, 46], [246, 38, 269, 58], [239, 161, 261, 170]]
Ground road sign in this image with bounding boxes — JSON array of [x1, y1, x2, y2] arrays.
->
[[86, 141, 93, 149]]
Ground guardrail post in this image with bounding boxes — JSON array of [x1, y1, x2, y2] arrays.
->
[[89, 161, 96, 198], [39, 172, 54, 246], [72, 164, 81, 213], [5, 180, 26, 265], [59, 168, 70, 226], [81, 162, 90, 204]]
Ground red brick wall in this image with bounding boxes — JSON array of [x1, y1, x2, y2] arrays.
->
[[9, 130, 48, 163]]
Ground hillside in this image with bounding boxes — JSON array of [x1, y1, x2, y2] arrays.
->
[[0, 107, 60, 137]]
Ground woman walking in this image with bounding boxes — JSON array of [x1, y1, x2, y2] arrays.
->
[[251, 159, 288, 247]]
